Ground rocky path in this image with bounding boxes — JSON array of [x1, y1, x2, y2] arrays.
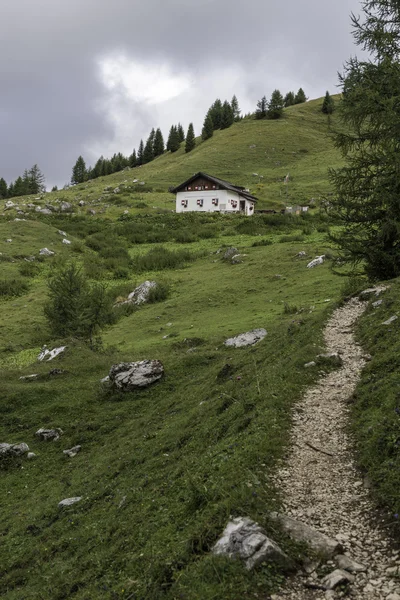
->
[[272, 298, 400, 599]]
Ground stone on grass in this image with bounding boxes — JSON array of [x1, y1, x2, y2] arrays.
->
[[0, 442, 29, 458], [321, 569, 355, 590], [224, 329, 267, 348], [37, 345, 66, 362], [27, 452, 36, 459], [60, 201, 72, 212], [62, 238, 71, 245], [58, 230, 67, 237], [335, 554, 367, 573], [212, 517, 293, 571], [39, 247, 55, 256], [223, 247, 239, 261], [307, 255, 325, 269], [359, 286, 388, 299], [5, 200, 15, 208], [63, 445, 81, 458], [109, 360, 164, 391], [19, 374, 39, 381], [372, 299, 383, 308], [58, 497, 82, 508], [270, 513, 342, 558], [297, 251, 307, 257], [126, 280, 157, 305], [304, 361, 316, 368], [35, 428, 63, 441], [382, 315, 398, 326], [316, 352, 343, 366], [100, 375, 110, 384]]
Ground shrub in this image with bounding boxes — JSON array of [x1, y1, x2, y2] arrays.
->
[[18, 262, 41, 277], [147, 281, 170, 303], [252, 238, 273, 247], [279, 234, 305, 243], [0, 279, 29, 297], [132, 247, 195, 273], [174, 229, 198, 243]]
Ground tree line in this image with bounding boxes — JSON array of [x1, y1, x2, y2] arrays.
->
[[0, 164, 46, 199]]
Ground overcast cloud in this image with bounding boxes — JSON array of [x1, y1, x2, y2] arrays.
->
[[1, 0, 361, 188]]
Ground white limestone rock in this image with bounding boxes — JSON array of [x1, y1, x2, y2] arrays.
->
[[359, 286, 388, 299], [39, 247, 55, 256], [58, 497, 82, 508], [382, 315, 398, 326], [0, 442, 29, 457], [307, 255, 325, 268], [109, 360, 164, 391], [213, 517, 293, 571], [127, 280, 157, 305], [335, 554, 367, 573], [224, 329, 267, 348], [58, 230, 67, 237], [63, 445, 81, 458], [60, 201, 72, 212], [35, 428, 63, 441], [19, 374, 39, 381], [62, 238, 71, 245], [270, 513, 342, 558], [37, 345, 66, 361], [321, 569, 355, 590]]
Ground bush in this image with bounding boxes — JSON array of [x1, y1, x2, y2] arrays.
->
[[132, 247, 195, 273], [174, 229, 198, 243], [279, 234, 305, 243], [0, 279, 29, 297], [147, 281, 170, 303], [18, 262, 41, 277], [252, 238, 273, 247]]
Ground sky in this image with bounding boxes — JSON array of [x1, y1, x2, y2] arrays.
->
[[0, 0, 362, 189]]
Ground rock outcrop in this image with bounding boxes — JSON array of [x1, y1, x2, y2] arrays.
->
[[224, 328, 267, 348], [109, 360, 164, 391]]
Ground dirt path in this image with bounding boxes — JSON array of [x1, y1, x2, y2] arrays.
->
[[272, 298, 400, 599]]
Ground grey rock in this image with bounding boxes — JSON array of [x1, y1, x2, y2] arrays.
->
[[372, 299, 383, 308], [58, 230, 67, 237], [35, 428, 63, 441], [304, 361, 316, 368], [37, 208, 52, 215], [316, 352, 343, 366], [60, 201, 73, 212], [126, 280, 157, 305], [223, 247, 239, 261], [224, 328, 267, 348], [113, 187, 120, 194], [78, 200, 85, 206], [62, 239, 71, 245], [109, 360, 164, 391], [386, 594, 400, 600], [63, 445, 81, 458], [321, 569, 355, 590], [270, 513, 342, 557], [5, 200, 15, 208], [100, 375, 110, 384], [383, 315, 398, 326], [37, 345, 66, 361], [0, 442, 29, 457], [19, 374, 39, 381], [297, 251, 307, 257], [39, 247, 55, 256], [359, 286, 388, 299], [27, 452, 36, 459], [6, 238, 12, 242], [58, 496, 82, 508], [213, 517, 293, 571], [335, 554, 367, 573], [307, 255, 325, 268], [88, 209, 96, 215]]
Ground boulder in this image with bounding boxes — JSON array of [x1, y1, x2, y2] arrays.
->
[[212, 517, 293, 571], [223, 247, 239, 261], [58, 497, 82, 508], [126, 281, 157, 305], [0, 442, 29, 458], [307, 255, 325, 268], [382, 315, 398, 326], [39, 248, 55, 256], [19, 374, 39, 381], [297, 251, 307, 257], [113, 187, 120, 194], [37, 345, 66, 361], [224, 329, 267, 348], [78, 200, 85, 206], [359, 286, 388, 299], [372, 299, 383, 308], [27, 452, 36, 459], [60, 201, 72, 212], [58, 230, 67, 237], [63, 445, 81, 458], [321, 569, 355, 590], [37, 208, 52, 215], [304, 361, 316, 368], [335, 554, 367, 573], [109, 360, 164, 391], [35, 428, 63, 441], [270, 513, 342, 558], [62, 239, 71, 245], [5, 200, 15, 209]]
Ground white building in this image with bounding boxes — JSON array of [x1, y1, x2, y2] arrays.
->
[[171, 172, 257, 216]]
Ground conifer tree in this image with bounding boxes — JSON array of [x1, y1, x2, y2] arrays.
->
[[51, 185, 58, 192], [143, 129, 155, 164], [185, 123, 195, 153], [322, 91, 335, 115], [92, 156, 104, 178], [27, 164, 46, 193], [284, 91, 295, 107], [202, 112, 214, 141], [137, 140, 144, 165], [8, 183, 14, 197], [294, 88, 307, 104], [267, 89, 285, 119], [153, 128, 165, 157], [177, 123, 185, 143], [71, 156, 87, 184], [129, 149, 137, 168], [13, 176, 25, 197], [221, 100, 234, 129], [231, 95, 241, 121], [0, 177, 8, 198], [255, 96, 267, 119], [209, 99, 223, 129], [167, 126, 180, 153]]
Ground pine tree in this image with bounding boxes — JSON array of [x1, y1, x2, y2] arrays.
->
[[8, 183, 14, 197], [71, 156, 87, 184], [209, 99, 223, 129], [322, 91, 335, 115], [51, 185, 58, 192], [153, 128, 165, 157], [221, 100, 234, 129], [143, 129, 155, 164], [255, 96, 267, 119], [294, 88, 307, 104], [129, 149, 137, 168], [202, 112, 214, 141], [92, 156, 104, 178], [27, 164, 46, 193], [329, 0, 400, 279], [177, 123, 185, 142], [267, 89, 285, 119], [185, 123, 195, 153], [0, 177, 8, 198], [137, 140, 144, 165], [167, 126, 180, 153], [284, 91, 295, 107], [231, 95, 241, 121], [13, 176, 25, 197]]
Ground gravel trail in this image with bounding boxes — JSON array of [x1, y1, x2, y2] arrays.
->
[[272, 298, 400, 599]]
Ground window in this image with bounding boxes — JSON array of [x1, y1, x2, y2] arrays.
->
[[231, 200, 238, 208], [197, 199, 204, 207], [212, 198, 219, 206], [181, 199, 188, 207]]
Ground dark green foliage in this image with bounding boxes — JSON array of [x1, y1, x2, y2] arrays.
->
[[71, 156, 87, 184], [143, 129, 155, 164], [12, 176, 25, 197], [221, 101, 234, 129], [44, 262, 114, 344], [51, 185, 58, 192], [153, 128, 165, 157], [177, 123, 185, 142], [322, 91, 335, 115], [7, 164, 46, 197], [129, 149, 137, 167], [137, 139, 144, 165], [0, 177, 8, 198], [146, 280, 170, 303], [202, 113, 214, 141], [284, 91, 295, 107], [185, 123, 196, 153], [167, 125, 180, 153], [0, 279, 29, 297], [267, 89, 285, 120], [252, 238, 273, 247], [231, 95, 241, 121], [294, 88, 307, 104], [255, 96, 267, 119], [209, 99, 223, 130], [18, 261, 41, 277], [132, 246, 196, 272], [329, 0, 400, 279]]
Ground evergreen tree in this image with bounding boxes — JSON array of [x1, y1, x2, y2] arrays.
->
[[8, 183, 14, 197], [322, 91, 335, 115], [71, 156, 87, 184], [267, 89, 285, 119], [137, 140, 144, 165], [13, 176, 25, 197], [202, 112, 214, 141], [92, 156, 104, 179], [129, 149, 137, 168], [0, 177, 8, 198], [231, 95, 241, 121], [209, 99, 223, 129], [27, 164, 46, 193], [185, 123, 195, 153], [153, 128, 165, 157], [284, 91, 295, 107], [177, 123, 185, 142], [294, 88, 307, 104], [329, 0, 400, 279], [143, 129, 155, 164], [167, 125, 180, 153], [221, 100, 234, 129], [51, 185, 58, 192], [255, 96, 267, 119]]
